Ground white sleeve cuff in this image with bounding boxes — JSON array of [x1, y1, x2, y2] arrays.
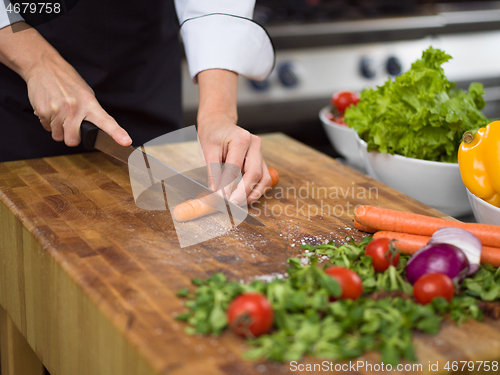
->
[[0, 1, 25, 30], [180, 14, 275, 83]]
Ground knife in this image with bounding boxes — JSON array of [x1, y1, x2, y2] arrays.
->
[[80, 121, 265, 226]]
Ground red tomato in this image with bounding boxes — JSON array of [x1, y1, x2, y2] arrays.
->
[[335, 115, 348, 126], [326, 112, 348, 127], [325, 111, 336, 122], [365, 238, 400, 272], [227, 293, 274, 337], [324, 267, 363, 300], [413, 273, 454, 305], [331, 91, 360, 113]]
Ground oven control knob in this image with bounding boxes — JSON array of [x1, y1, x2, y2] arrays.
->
[[360, 58, 376, 79], [386, 56, 402, 76], [278, 62, 299, 87], [248, 78, 270, 91]]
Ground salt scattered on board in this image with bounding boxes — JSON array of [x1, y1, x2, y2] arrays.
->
[[254, 272, 288, 283]]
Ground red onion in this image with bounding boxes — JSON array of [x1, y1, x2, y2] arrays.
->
[[406, 243, 469, 285], [428, 228, 482, 275]]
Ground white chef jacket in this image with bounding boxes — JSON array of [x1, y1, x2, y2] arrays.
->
[[0, 0, 274, 82]]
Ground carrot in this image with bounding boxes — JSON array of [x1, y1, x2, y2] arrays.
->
[[355, 205, 500, 248], [264, 168, 280, 194], [480, 248, 500, 268], [373, 231, 427, 254], [269, 168, 279, 187], [354, 219, 376, 233], [173, 168, 279, 222], [374, 231, 500, 268]]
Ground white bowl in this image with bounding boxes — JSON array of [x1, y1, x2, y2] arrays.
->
[[466, 188, 500, 225], [319, 106, 365, 170], [357, 136, 472, 217]]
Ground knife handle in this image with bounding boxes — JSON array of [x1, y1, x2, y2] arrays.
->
[[81, 121, 99, 150]]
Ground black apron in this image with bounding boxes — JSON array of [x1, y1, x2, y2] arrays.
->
[[0, 0, 182, 162]]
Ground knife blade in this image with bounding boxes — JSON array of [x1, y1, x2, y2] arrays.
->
[[80, 121, 265, 226]]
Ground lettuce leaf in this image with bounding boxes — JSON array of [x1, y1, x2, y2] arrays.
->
[[344, 47, 488, 163]]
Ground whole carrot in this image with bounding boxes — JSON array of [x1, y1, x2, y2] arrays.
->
[[356, 205, 500, 248], [353, 220, 376, 233], [374, 231, 500, 268], [173, 168, 279, 222]]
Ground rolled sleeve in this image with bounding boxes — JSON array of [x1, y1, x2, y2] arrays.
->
[[180, 14, 274, 82], [0, 0, 25, 29]]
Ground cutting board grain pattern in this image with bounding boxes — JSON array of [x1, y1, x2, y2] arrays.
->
[[0, 133, 498, 375]]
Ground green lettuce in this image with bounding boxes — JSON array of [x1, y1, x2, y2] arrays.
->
[[344, 47, 488, 162]]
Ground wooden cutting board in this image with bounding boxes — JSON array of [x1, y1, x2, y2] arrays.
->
[[0, 133, 499, 375]]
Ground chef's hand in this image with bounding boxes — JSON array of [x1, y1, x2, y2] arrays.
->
[[198, 116, 272, 206], [0, 24, 132, 147], [197, 69, 272, 205], [26, 57, 132, 147]]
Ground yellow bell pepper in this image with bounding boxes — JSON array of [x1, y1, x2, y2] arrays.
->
[[458, 120, 500, 207]]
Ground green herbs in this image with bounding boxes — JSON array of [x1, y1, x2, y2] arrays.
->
[[344, 47, 489, 162], [245, 295, 446, 364], [302, 237, 412, 294], [175, 273, 246, 335], [176, 237, 498, 365], [462, 264, 500, 301]]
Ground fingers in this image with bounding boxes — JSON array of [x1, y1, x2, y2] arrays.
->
[[84, 107, 132, 146], [62, 115, 83, 147], [28, 63, 132, 147], [39, 117, 52, 132], [34, 94, 76, 144], [228, 135, 272, 206], [198, 123, 273, 206], [246, 160, 272, 204], [221, 130, 251, 202], [207, 162, 223, 191], [34, 98, 132, 147], [35, 108, 64, 141], [49, 117, 65, 142], [229, 159, 271, 206], [203, 148, 223, 191]]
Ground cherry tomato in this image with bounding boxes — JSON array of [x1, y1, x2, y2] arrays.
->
[[335, 115, 347, 126], [331, 91, 360, 113], [413, 273, 454, 305], [365, 238, 400, 272], [324, 266, 363, 300], [227, 293, 274, 337], [326, 112, 348, 127], [325, 111, 336, 122]]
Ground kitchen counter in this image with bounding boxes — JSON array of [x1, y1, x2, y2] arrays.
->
[[0, 133, 499, 375]]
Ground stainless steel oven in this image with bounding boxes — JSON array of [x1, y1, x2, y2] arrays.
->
[[181, 0, 500, 154]]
